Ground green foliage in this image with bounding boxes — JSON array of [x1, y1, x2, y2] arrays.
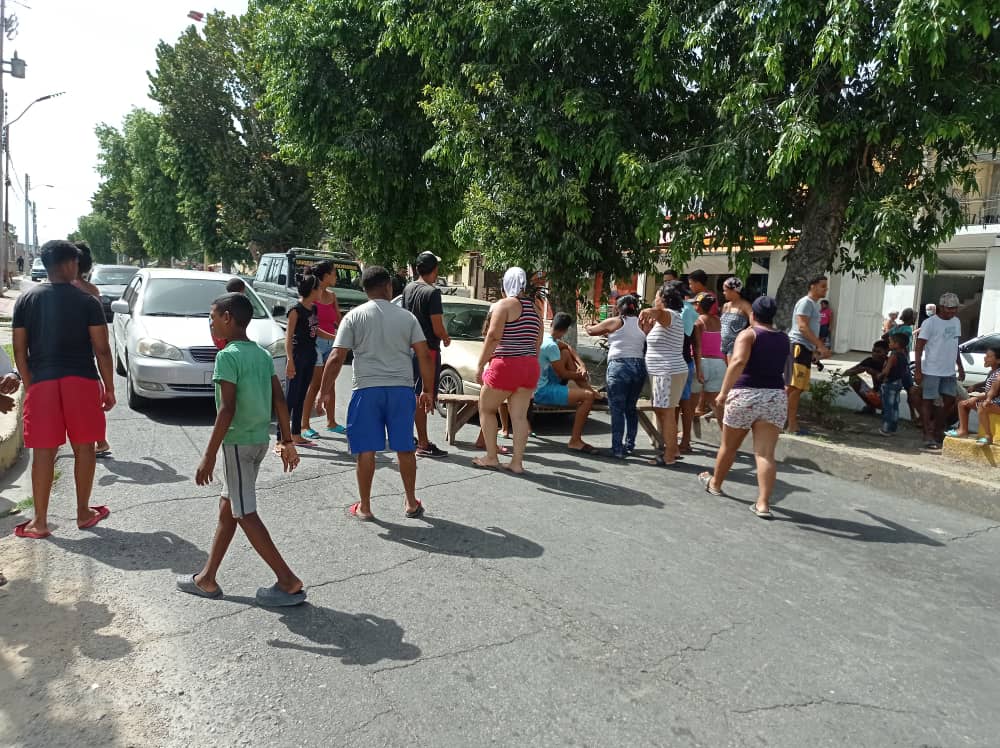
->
[[92, 124, 147, 263], [69, 213, 116, 264], [804, 372, 850, 427]]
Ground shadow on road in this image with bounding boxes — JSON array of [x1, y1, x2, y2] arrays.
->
[[135, 398, 217, 427], [97, 457, 188, 487], [374, 516, 544, 559], [220, 595, 421, 665], [516, 470, 664, 508], [49, 526, 209, 573], [772, 507, 946, 546]]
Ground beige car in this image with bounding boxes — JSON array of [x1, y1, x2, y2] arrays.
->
[[435, 296, 494, 396]]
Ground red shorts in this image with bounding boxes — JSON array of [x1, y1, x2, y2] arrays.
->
[[24, 376, 106, 449], [483, 356, 540, 392]]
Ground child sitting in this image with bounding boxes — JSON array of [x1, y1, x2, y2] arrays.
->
[[879, 333, 910, 436], [947, 345, 1000, 444]]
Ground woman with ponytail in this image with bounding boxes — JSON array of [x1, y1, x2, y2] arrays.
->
[[280, 274, 322, 448]]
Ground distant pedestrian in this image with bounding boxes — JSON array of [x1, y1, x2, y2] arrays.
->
[[692, 293, 725, 420], [819, 299, 834, 348], [585, 294, 647, 458], [16, 255, 23, 274], [914, 292, 964, 449], [281, 274, 323, 448], [319, 266, 435, 519], [719, 277, 751, 361], [474, 267, 542, 474], [11, 240, 116, 539], [878, 333, 910, 436], [882, 311, 899, 335], [699, 296, 788, 519], [947, 345, 1000, 441], [784, 275, 832, 435], [402, 252, 451, 458], [640, 282, 688, 466], [299, 262, 343, 439], [178, 292, 305, 605]]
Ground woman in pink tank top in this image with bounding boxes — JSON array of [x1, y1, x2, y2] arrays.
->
[[301, 262, 343, 438]]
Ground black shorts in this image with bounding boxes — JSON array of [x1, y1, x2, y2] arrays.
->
[[412, 350, 442, 401]]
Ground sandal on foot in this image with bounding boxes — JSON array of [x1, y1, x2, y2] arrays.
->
[[326, 424, 347, 434], [567, 444, 601, 456], [348, 502, 374, 521], [176, 574, 223, 599], [255, 584, 307, 607], [78, 506, 110, 529], [405, 500, 425, 519], [472, 458, 502, 471], [95, 450, 113, 459], [698, 472, 723, 496], [944, 429, 964, 438], [648, 455, 682, 467], [976, 437, 993, 446], [301, 428, 320, 439], [13, 521, 50, 539], [749, 504, 773, 520]]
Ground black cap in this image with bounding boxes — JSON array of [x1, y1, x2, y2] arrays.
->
[[415, 252, 439, 275], [751, 295, 778, 324]]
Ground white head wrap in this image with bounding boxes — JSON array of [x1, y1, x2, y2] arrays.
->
[[502, 267, 527, 298]]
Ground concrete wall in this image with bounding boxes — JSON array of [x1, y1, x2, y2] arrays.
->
[[981, 244, 1000, 335]]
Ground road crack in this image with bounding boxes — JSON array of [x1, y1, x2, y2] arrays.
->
[[371, 629, 544, 675], [949, 524, 1000, 542], [307, 555, 427, 590], [733, 697, 913, 715], [644, 622, 744, 675]]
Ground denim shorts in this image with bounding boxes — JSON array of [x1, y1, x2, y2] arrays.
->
[[534, 383, 570, 406], [316, 337, 335, 365], [921, 374, 957, 400]]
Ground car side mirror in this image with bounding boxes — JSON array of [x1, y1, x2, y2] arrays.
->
[[110, 300, 130, 315], [272, 305, 286, 317]]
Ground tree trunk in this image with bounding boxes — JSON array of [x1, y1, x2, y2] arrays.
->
[[774, 175, 852, 331]]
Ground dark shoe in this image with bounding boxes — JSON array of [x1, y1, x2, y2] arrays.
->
[[416, 442, 448, 458]]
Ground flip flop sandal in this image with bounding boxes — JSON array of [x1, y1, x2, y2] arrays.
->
[[301, 428, 320, 439], [293, 440, 319, 448], [749, 504, 773, 520], [326, 425, 347, 434], [95, 450, 113, 459], [698, 472, 723, 496], [944, 429, 961, 438], [567, 445, 601, 456], [976, 437, 993, 446], [78, 505, 110, 529], [405, 500, 425, 519], [471, 459, 503, 471], [13, 521, 51, 539], [255, 584, 307, 607], [648, 455, 683, 467], [348, 502, 374, 521], [176, 574, 223, 599]]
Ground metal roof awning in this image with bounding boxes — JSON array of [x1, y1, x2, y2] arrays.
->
[[656, 254, 769, 276]]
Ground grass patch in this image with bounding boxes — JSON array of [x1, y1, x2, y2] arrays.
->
[[2, 343, 11, 362], [0, 496, 32, 519]]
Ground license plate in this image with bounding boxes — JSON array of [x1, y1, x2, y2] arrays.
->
[[204, 371, 214, 385]]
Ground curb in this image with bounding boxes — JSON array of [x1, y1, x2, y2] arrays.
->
[[694, 418, 1000, 521], [0, 389, 24, 474]]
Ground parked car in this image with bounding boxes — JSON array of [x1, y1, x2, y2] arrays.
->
[[90, 264, 139, 321], [30, 257, 46, 282], [392, 295, 608, 399], [909, 331, 997, 384], [110, 269, 287, 410], [252, 248, 366, 326]]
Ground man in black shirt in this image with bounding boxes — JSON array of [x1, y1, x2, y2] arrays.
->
[[844, 340, 890, 414], [11, 240, 116, 539], [402, 252, 451, 458]]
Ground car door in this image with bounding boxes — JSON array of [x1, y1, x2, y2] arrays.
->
[[115, 275, 142, 358], [254, 257, 275, 311]]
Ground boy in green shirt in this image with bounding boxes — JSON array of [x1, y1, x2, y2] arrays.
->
[[176, 293, 306, 606]]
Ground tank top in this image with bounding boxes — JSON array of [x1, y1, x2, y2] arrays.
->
[[701, 329, 723, 359], [291, 302, 317, 354], [315, 300, 340, 335], [720, 311, 749, 355], [494, 298, 541, 358], [735, 327, 789, 390], [607, 316, 646, 360], [645, 309, 688, 376], [885, 350, 909, 382]]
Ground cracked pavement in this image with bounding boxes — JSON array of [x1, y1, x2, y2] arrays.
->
[[2, 364, 1000, 747]]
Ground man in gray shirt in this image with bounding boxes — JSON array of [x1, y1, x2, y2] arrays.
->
[[784, 275, 832, 434], [320, 266, 435, 521]]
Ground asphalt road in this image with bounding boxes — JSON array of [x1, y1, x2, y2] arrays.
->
[[2, 361, 999, 747]]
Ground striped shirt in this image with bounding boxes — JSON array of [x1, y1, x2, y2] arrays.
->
[[494, 298, 541, 358], [645, 308, 688, 376], [987, 368, 1000, 406]]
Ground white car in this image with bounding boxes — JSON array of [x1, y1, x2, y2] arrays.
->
[[958, 332, 999, 382], [111, 269, 287, 410]]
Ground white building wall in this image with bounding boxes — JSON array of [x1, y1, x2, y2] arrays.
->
[[766, 250, 787, 298], [981, 244, 1000, 335], [882, 264, 922, 319]]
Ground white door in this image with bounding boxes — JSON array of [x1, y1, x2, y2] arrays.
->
[[850, 276, 885, 351]]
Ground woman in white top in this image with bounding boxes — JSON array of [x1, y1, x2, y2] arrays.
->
[[639, 282, 688, 466], [585, 294, 647, 458]]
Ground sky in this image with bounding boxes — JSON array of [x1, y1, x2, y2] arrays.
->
[[2, 0, 248, 246]]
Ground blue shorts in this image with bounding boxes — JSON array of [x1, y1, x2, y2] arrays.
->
[[534, 383, 570, 406], [346, 386, 416, 454], [316, 337, 334, 365], [921, 374, 957, 400], [681, 360, 695, 400]]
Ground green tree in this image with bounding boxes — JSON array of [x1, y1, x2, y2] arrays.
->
[[150, 12, 322, 269], [93, 123, 147, 263], [629, 0, 1000, 324], [68, 213, 115, 264], [248, 0, 464, 270]]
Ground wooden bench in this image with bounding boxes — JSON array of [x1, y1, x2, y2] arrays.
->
[[438, 394, 664, 449]]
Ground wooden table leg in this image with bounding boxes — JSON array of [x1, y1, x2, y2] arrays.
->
[[638, 411, 663, 450]]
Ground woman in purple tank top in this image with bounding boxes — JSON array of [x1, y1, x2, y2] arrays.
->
[[699, 296, 788, 519]]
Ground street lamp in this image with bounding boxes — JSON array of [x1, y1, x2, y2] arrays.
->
[[0, 0, 30, 293]]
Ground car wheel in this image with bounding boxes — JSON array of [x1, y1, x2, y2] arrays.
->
[[126, 358, 148, 411], [437, 367, 464, 417]]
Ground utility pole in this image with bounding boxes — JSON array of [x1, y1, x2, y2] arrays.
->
[[31, 198, 36, 254], [1, 0, 7, 290], [22, 170, 27, 258]]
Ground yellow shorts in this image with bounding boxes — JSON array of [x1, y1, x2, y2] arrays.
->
[[784, 343, 813, 391]]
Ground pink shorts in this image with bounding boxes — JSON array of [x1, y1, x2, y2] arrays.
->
[[24, 376, 107, 449], [483, 356, 540, 392]]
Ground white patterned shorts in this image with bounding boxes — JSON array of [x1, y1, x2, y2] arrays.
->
[[650, 372, 689, 409], [723, 388, 788, 430]]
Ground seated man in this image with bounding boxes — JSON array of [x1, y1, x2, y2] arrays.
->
[[843, 341, 889, 414], [534, 312, 599, 454]]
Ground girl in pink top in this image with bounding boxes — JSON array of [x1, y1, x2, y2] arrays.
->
[[301, 261, 343, 438]]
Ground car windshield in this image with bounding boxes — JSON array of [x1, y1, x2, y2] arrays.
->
[[32, 258, 43, 268], [443, 304, 489, 340], [294, 258, 362, 292], [91, 267, 138, 285], [141, 278, 268, 318]]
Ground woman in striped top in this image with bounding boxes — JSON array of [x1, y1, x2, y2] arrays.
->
[[639, 282, 689, 466], [475, 267, 543, 473]]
